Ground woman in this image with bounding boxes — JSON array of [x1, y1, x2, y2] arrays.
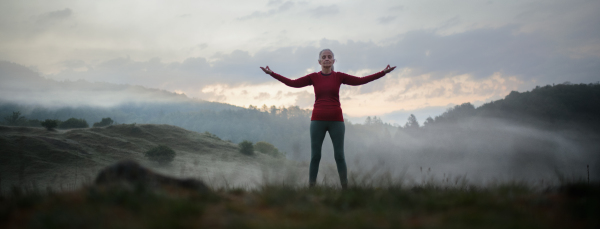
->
[[260, 49, 395, 188]]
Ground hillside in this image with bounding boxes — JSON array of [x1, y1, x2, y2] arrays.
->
[[0, 124, 303, 192], [1, 125, 597, 229], [428, 83, 600, 130]]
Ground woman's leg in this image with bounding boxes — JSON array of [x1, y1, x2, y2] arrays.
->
[[309, 121, 328, 186], [329, 121, 347, 188]]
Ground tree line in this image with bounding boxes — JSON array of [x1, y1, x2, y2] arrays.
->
[[2, 83, 599, 161]]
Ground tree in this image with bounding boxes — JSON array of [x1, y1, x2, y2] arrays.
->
[[372, 116, 383, 125], [3, 111, 26, 126], [404, 114, 420, 129], [255, 141, 283, 157], [239, 140, 254, 155], [270, 105, 278, 115], [423, 117, 434, 127], [58, 118, 89, 129], [144, 145, 176, 165], [433, 103, 476, 123], [93, 117, 114, 127], [40, 119, 58, 130]]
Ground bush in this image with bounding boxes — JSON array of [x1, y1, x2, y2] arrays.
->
[[3, 111, 26, 126], [238, 140, 254, 156], [125, 123, 142, 134], [40, 119, 58, 130], [93, 117, 114, 127], [254, 141, 283, 157], [58, 118, 89, 129], [144, 145, 176, 165], [204, 131, 221, 140]]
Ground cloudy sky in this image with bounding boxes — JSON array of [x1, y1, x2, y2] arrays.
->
[[1, 0, 599, 124]]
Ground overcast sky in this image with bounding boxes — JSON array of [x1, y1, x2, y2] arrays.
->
[[1, 0, 599, 125]]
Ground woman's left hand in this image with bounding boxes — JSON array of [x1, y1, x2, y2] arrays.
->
[[383, 65, 396, 73]]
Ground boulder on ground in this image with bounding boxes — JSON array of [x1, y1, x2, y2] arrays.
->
[[95, 160, 209, 193]]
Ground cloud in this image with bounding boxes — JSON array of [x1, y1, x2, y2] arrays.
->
[[45, 22, 600, 104], [254, 92, 271, 100], [267, 0, 283, 6], [238, 1, 295, 20], [389, 5, 404, 11], [288, 91, 314, 108], [61, 59, 86, 70], [37, 8, 72, 23], [310, 5, 339, 18], [378, 16, 396, 25]]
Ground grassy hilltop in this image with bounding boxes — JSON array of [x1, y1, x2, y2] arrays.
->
[[0, 124, 598, 228]]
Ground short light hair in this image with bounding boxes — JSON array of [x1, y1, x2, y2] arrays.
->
[[318, 49, 334, 61]]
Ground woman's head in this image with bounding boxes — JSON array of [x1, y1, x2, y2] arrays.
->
[[318, 49, 335, 71]]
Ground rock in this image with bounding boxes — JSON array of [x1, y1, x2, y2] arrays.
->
[[95, 160, 209, 192]]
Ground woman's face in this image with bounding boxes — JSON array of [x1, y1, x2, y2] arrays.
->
[[318, 50, 335, 68]]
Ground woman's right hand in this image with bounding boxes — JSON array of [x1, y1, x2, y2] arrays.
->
[[383, 65, 396, 74], [260, 66, 273, 75]]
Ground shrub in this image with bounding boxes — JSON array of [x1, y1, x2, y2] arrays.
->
[[255, 141, 283, 157], [93, 117, 114, 127], [204, 131, 221, 140], [238, 140, 254, 156], [126, 123, 142, 134], [40, 119, 58, 130], [58, 118, 89, 129], [3, 111, 27, 126], [144, 145, 176, 165]]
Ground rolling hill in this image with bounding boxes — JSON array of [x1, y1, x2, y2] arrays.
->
[[0, 124, 307, 192]]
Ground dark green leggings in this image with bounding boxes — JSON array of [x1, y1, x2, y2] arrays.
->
[[310, 121, 347, 188]]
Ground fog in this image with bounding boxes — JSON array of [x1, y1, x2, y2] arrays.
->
[[1, 60, 598, 190], [341, 117, 598, 186], [144, 114, 599, 189], [0, 61, 198, 108]]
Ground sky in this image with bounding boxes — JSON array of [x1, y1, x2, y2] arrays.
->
[[1, 0, 599, 125]]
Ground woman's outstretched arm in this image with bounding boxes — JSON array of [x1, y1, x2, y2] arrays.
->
[[260, 66, 312, 88], [342, 65, 396, 86]]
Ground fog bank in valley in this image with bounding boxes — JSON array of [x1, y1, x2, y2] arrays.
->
[[1, 60, 598, 188], [339, 117, 598, 187]]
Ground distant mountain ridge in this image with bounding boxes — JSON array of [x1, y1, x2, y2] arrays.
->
[[427, 83, 600, 130], [0, 60, 237, 109]]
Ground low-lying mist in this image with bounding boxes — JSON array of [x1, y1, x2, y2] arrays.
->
[[1, 60, 598, 190], [334, 117, 598, 187], [142, 116, 598, 189]]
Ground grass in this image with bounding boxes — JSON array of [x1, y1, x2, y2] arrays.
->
[[0, 124, 266, 192], [1, 124, 598, 228], [0, 180, 598, 229]]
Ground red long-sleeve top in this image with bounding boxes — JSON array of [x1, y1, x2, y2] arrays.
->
[[269, 70, 387, 121]]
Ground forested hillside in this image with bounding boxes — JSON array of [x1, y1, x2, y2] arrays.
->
[[426, 83, 600, 129]]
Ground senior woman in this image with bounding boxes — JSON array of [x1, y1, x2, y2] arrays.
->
[[260, 49, 395, 188]]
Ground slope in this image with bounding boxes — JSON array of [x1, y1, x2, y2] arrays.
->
[[0, 124, 299, 192]]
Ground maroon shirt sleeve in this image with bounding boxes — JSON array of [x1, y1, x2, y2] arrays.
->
[[270, 72, 312, 88], [340, 71, 387, 86]]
